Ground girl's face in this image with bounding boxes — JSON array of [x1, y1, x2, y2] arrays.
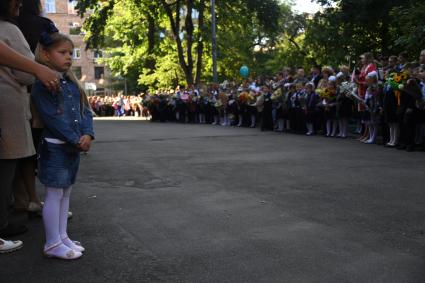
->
[[44, 41, 74, 72]]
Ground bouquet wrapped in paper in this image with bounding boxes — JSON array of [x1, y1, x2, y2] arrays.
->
[[316, 87, 336, 101], [387, 71, 409, 91], [237, 92, 249, 104], [385, 71, 409, 105], [340, 81, 357, 96]]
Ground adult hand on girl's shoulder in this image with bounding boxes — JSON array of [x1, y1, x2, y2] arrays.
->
[[34, 64, 60, 92]]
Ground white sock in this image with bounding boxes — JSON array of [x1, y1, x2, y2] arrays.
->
[[368, 124, 376, 142], [343, 120, 348, 137], [338, 120, 343, 136], [251, 115, 256, 127], [43, 187, 75, 256], [326, 120, 331, 136], [306, 123, 312, 134], [279, 120, 285, 131], [394, 125, 400, 145], [331, 121, 338, 136], [389, 125, 394, 145]]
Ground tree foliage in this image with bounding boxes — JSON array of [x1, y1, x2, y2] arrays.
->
[[77, 0, 282, 91], [302, 0, 425, 65], [76, 0, 425, 92]]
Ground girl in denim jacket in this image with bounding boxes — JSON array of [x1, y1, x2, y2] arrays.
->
[[31, 28, 94, 260]]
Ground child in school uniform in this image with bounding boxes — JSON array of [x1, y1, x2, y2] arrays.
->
[[336, 73, 353, 138], [305, 83, 319, 135], [260, 85, 274, 131], [363, 71, 380, 144], [31, 29, 94, 260], [324, 77, 338, 137]]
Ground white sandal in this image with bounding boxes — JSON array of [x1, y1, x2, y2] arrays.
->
[[0, 238, 23, 254], [62, 236, 85, 252], [43, 242, 82, 260]]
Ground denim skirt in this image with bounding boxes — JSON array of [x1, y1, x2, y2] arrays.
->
[[38, 140, 80, 188]]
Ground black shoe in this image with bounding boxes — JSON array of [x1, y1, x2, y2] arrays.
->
[[0, 223, 28, 238]]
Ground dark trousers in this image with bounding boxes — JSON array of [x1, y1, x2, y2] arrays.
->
[[380, 122, 390, 145], [0, 159, 18, 228], [399, 112, 416, 146]]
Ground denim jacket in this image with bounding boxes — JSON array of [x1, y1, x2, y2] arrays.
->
[[31, 77, 95, 145]]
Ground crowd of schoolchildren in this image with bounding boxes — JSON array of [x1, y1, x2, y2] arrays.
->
[[141, 51, 425, 152], [88, 95, 143, 117]]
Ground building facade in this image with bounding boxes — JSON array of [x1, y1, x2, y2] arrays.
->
[[43, 0, 108, 94]]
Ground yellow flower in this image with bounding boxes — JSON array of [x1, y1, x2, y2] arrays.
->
[[400, 73, 408, 81], [394, 75, 402, 83]]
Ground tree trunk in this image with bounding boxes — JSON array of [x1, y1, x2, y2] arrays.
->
[[194, 0, 205, 85], [145, 12, 156, 71], [380, 20, 390, 55], [185, 0, 194, 86], [161, 0, 194, 86]]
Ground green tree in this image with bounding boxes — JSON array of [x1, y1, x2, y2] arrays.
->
[[77, 0, 281, 89], [305, 0, 425, 64]]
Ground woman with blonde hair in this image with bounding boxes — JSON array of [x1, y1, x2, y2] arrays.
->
[[355, 52, 377, 141]]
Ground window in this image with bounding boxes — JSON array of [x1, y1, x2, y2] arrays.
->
[[72, 66, 82, 80], [68, 0, 78, 14], [94, 67, 104, 80], [69, 22, 84, 35], [45, 0, 56, 13], [72, 48, 81, 59], [94, 50, 103, 59], [69, 26, 82, 35]]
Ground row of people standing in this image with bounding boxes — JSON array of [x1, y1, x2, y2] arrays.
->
[[143, 51, 425, 152]]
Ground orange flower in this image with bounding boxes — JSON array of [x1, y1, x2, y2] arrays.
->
[[394, 75, 402, 83]]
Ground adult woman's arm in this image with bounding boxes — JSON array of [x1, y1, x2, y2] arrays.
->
[[0, 41, 59, 91]]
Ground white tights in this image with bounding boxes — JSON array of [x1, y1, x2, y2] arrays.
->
[[326, 120, 338, 136], [43, 187, 82, 254], [367, 122, 377, 143], [388, 123, 400, 146], [338, 118, 348, 138]]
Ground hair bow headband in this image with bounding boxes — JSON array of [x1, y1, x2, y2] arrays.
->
[[39, 23, 59, 47]]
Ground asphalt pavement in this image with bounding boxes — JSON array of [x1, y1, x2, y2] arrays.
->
[[1, 120, 425, 283]]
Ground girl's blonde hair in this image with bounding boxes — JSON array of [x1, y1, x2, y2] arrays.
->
[[35, 32, 90, 112], [321, 66, 334, 76]]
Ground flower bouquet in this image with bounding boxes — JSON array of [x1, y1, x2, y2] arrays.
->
[[387, 71, 409, 90], [340, 81, 357, 96], [386, 71, 409, 105], [238, 91, 255, 104], [316, 87, 336, 101]]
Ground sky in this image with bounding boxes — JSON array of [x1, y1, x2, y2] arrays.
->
[[291, 0, 323, 14]]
